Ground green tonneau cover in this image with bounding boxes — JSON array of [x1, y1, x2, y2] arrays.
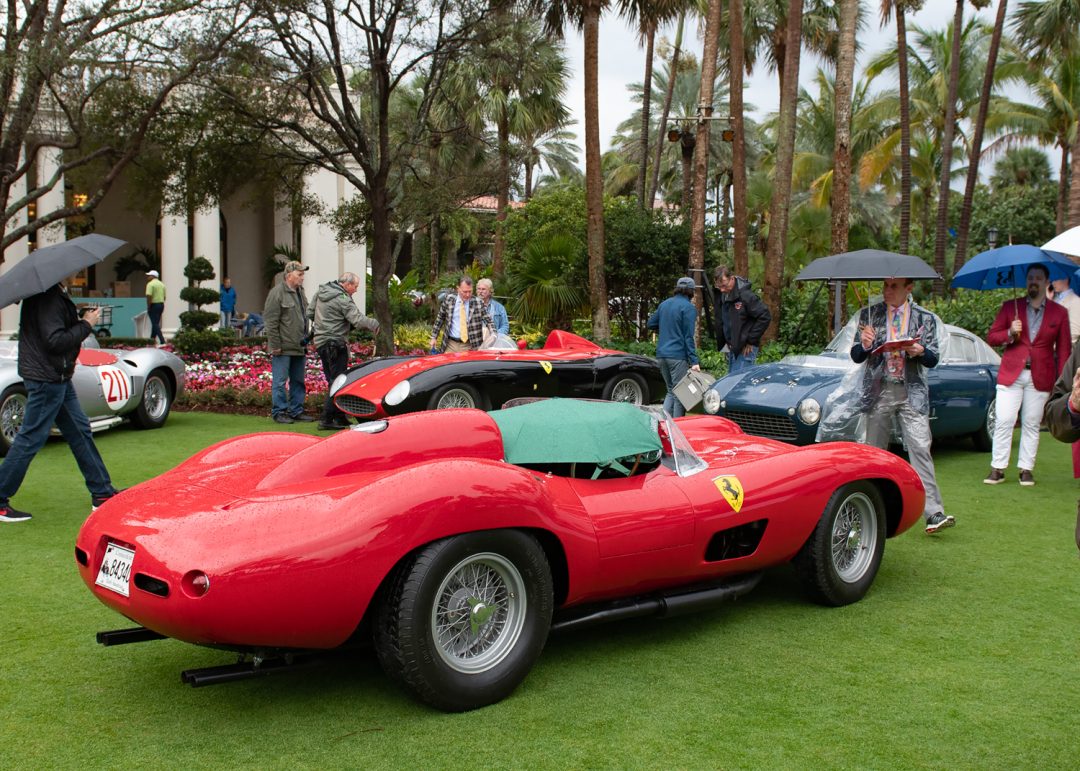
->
[[491, 398, 662, 467]]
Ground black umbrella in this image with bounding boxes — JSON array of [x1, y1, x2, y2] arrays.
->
[[0, 234, 130, 310], [795, 249, 940, 281]]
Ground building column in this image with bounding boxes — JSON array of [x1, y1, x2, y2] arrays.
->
[[1, 155, 30, 337], [159, 213, 188, 339], [300, 167, 339, 295], [340, 171, 369, 314], [193, 207, 221, 317]]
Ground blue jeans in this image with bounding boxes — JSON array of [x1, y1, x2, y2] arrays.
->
[[0, 379, 114, 506], [726, 346, 759, 374], [148, 303, 165, 344], [658, 358, 690, 418], [220, 310, 235, 330], [271, 354, 307, 417]]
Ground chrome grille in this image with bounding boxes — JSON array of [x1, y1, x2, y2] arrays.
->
[[723, 410, 799, 441], [336, 394, 377, 416]]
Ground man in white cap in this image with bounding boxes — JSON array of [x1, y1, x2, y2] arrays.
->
[[145, 269, 166, 345]]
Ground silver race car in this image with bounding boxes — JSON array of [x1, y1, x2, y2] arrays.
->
[[0, 338, 185, 455]]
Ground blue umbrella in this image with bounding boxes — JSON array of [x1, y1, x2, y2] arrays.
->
[[951, 244, 1076, 290]]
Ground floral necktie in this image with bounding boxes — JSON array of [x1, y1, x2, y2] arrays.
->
[[886, 306, 904, 380]]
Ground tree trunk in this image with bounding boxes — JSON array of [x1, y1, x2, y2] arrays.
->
[[370, 186, 395, 354], [955, 0, 1007, 272], [729, 0, 748, 277], [1058, 143, 1070, 233], [525, 159, 535, 201], [932, 0, 965, 295], [428, 216, 441, 289], [897, 7, 912, 254], [761, 0, 803, 340], [689, 0, 724, 296], [829, 0, 858, 330], [1070, 121, 1080, 228], [493, 113, 510, 277], [648, 12, 684, 207], [637, 25, 656, 209], [583, 3, 610, 340], [681, 136, 695, 213]]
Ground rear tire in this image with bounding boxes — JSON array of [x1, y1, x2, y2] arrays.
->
[[0, 384, 28, 457], [602, 373, 648, 405], [374, 530, 553, 712], [795, 481, 886, 606], [131, 371, 172, 429]]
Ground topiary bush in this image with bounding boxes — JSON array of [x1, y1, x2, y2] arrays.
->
[[174, 256, 225, 355]]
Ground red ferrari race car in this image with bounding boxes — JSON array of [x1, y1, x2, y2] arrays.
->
[[76, 399, 924, 712], [329, 329, 664, 418]]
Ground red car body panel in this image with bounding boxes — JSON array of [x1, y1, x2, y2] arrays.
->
[[76, 409, 925, 650]]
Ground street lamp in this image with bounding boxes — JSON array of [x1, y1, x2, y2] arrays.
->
[[987, 226, 999, 250]]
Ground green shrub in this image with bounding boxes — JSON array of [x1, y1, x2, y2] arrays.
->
[[179, 310, 220, 329], [179, 286, 221, 307], [922, 289, 1014, 337], [97, 337, 153, 348], [172, 329, 233, 356]]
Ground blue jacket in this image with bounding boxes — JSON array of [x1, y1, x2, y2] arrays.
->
[[647, 294, 699, 365], [485, 298, 510, 335], [220, 284, 237, 313]]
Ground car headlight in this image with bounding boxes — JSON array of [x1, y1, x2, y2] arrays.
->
[[797, 398, 821, 425], [329, 373, 347, 397], [384, 380, 410, 406], [702, 388, 721, 415]]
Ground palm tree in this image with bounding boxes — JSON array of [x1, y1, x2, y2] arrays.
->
[[879, 0, 925, 254], [625, 0, 689, 209], [729, 0, 749, 276], [931, 0, 966, 294], [761, 0, 804, 340], [531, 0, 613, 340], [1012, 0, 1080, 229], [688, 0, 727, 287], [991, 147, 1054, 188], [450, 10, 571, 276], [998, 46, 1080, 230], [648, 12, 689, 207], [954, 0, 1009, 273], [829, 0, 859, 262], [520, 125, 582, 199]]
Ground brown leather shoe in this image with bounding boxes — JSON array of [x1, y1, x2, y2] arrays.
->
[[983, 468, 1005, 485], [1019, 469, 1035, 486]]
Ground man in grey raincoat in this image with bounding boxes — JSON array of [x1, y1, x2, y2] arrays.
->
[[850, 276, 953, 535]]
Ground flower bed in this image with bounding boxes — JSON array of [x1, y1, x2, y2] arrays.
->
[[176, 342, 424, 412]]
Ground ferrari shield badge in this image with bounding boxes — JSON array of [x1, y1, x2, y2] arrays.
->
[[539, 361, 553, 374], [713, 475, 744, 513]]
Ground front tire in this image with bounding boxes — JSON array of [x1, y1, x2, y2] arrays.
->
[[971, 398, 995, 452], [602, 373, 648, 405], [0, 384, 28, 456], [374, 530, 553, 712], [795, 481, 886, 606], [428, 383, 483, 411], [131, 371, 172, 429]]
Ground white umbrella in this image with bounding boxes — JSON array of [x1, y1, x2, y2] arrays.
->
[[1042, 226, 1080, 259]]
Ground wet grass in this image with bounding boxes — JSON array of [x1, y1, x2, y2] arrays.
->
[[1, 413, 1077, 769]]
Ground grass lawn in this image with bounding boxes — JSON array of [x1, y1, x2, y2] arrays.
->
[[2, 412, 1078, 769]]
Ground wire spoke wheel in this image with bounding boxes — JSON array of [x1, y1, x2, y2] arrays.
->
[[0, 387, 27, 451], [609, 378, 644, 404], [431, 552, 526, 674], [829, 491, 878, 583], [435, 387, 476, 410], [143, 376, 169, 420]]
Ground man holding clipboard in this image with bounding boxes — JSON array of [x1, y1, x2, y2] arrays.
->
[[851, 276, 954, 534]]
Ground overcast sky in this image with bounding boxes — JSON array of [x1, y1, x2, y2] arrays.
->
[[561, 3, 1013, 171]]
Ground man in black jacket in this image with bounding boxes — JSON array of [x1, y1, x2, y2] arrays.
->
[[0, 281, 120, 522], [712, 266, 771, 374]]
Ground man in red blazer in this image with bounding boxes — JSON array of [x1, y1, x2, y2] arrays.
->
[[984, 263, 1071, 486]]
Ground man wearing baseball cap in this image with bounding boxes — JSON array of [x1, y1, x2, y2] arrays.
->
[[647, 276, 700, 417], [145, 269, 166, 345], [263, 260, 314, 423]]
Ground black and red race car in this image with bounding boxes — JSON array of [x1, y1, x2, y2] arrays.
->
[[329, 330, 664, 418]]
